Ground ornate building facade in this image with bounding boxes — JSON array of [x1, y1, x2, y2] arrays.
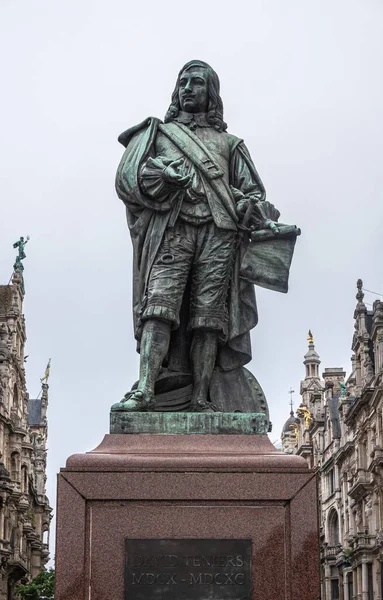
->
[[282, 280, 383, 600], [0, 248, 51, 599]]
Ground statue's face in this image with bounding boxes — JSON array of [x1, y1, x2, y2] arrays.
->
[[178, 67, 208, 113]]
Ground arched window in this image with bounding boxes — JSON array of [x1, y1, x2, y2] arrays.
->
[[328, 509, 340, 546], [9, 527, 14, 551], [42, 529, 49, 545], [358, 439, 367, 469], [10, 452, 20, 483], [13, 384, 18, 408], [21, 465, 28, 494]]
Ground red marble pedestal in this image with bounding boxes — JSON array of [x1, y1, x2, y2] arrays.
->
[[55, 434, 320, 600]]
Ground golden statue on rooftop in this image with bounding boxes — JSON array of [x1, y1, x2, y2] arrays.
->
[[40, 359, 51, 384], [297, 406, 312, 429], [289, 423, 299, 446]]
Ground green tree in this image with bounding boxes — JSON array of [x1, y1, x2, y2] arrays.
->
[[15, 568, 54, 600]]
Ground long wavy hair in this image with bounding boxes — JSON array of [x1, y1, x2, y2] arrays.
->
[[164, 60, 227, 132]]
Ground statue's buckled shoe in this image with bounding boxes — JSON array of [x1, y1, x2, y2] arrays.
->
[[194, 400, 217, 413], [112, 390, 155, 412]]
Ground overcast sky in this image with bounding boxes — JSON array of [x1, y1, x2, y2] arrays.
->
[[1, 0, 382, 562]]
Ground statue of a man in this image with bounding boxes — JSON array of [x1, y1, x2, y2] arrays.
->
[[13, 236, 29, 261], [114, 60, 298, 414]]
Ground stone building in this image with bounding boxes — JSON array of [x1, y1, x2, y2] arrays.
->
[[281, 280, 383, 600], [0, 255, 51, 599]]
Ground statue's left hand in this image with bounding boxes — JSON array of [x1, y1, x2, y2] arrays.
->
[[264, 219, 280, 234], [235, 198, 252, 218]]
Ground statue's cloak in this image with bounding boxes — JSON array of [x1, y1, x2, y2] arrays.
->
[[116, 117, 264, 374]]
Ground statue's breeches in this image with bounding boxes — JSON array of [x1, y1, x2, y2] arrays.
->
[[142, 220, 236, 333]]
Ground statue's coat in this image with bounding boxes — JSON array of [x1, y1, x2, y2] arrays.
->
[[116, 118, 266, 372]]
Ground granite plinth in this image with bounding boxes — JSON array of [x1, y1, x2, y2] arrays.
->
[[110, 411, 269, 434], [56, 433, 320, 600]]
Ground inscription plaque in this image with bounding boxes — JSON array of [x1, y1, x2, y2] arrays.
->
[[125, 538, 252, 600]]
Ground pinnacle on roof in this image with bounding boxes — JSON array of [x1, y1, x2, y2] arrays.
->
[[356, 279, 364, 302], [304, 329, 320, 364], [355, 278, 367, 316], [288, 387, 294, 416]]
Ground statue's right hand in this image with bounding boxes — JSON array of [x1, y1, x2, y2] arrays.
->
[[163, 158, 192, 189]]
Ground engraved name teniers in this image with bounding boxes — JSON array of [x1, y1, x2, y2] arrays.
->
[[125, 539, 252, 600]]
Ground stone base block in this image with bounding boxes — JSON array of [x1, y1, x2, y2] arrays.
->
[[55, 433, 320, 600], [110, 411, 269, 434]]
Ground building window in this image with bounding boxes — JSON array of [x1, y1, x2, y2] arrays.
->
[[10, 452, 20, 483], [330, 568, 340, 600], [328, 469, 335, 496], [9, 527, 14, 551], [359, 440, 367, 469], [329, 510, 340, 546], [21, 466, 28, 494], [13, 384, 19, 408], [348, 577, 353, 600], [331, 579, 339, 600], [368, 563, 373, 600]]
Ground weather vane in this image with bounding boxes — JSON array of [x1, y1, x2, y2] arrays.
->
[[288, 387, 295, 414], [307, 329, 314, 344]]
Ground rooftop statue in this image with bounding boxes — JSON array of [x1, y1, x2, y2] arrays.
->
[[13, 236, 29, 262], [12, 236, 30, 294], [112, 60, 300, 416], [40, 358, 51, 384]]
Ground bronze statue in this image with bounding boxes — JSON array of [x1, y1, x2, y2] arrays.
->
[[12, 236, 30, 294], [113, 60, 299, 415]]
